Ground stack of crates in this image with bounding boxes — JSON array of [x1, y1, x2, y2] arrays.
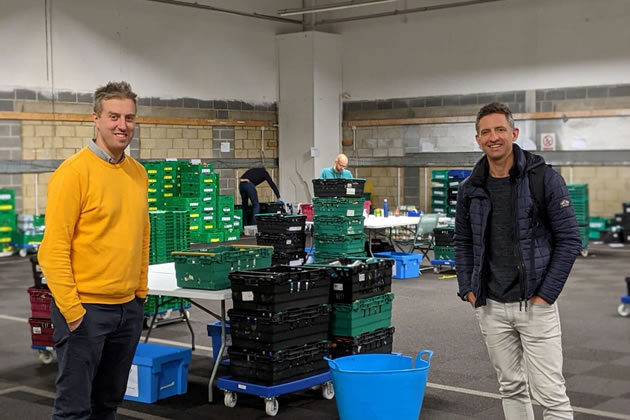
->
[[567, 184, 589, 250], [144, 161, 180, 211], [312, 179, 367, 262], [179, 163, 221, 243], [0, 189, 16, 253], [12, 214, 45, 253], [227, 265, 332, 385], [620, 202, 630, 244], [433, 226, 455, 261], [255, 213, 307, 265], [431, 169, 471, 216], [27, 284, 55, 349], [307, 257, 395, 358], [143, 295, 191, 320], [218, 195, 240, 242], [149, 210, 190, 265], [173, 245, 273, 290]]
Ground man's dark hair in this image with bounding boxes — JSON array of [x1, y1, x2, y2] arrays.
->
[[93, 81, 137, 115], [475, 102, 514, 134]]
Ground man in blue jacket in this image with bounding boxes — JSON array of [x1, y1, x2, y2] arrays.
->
[[455, 102, 581, 420]]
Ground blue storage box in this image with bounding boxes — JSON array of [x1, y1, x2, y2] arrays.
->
[[124, 343, 191, 403], [374, 252, 422, 279], [207, 321, 231, 366]]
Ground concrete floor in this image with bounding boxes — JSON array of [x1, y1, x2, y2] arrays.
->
[[1, 242, 629, 419]]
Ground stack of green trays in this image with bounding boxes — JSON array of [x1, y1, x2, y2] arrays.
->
[[312, 197, 367, 261], [432, 169, 467, 216], [144, 296, 192, 316], [0, 189, 16, 252], [331, 293, 395, 336], [144, 161, 180, 210], [433, 245, 455, 261], [217, 195, 236, 231], [568, 184, 589, 248], [149, 210, 191, 265]]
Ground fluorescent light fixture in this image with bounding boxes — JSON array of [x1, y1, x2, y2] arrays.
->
[[279, 0, 398, 17]]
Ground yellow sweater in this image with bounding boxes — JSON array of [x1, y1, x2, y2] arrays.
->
[[39, 148, 150, 323]]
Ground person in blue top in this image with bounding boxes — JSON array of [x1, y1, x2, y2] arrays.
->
[[320, 154, 353, 179]]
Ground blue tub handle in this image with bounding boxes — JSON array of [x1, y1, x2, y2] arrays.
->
[[324, 356, 339, 370], [415, 350, 433, 367]]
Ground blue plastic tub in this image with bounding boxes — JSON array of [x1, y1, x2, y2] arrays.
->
[[326, 351, 433, 420], [124, 343, 191, 403], [207, 321, 231, 366], [373, 252, 422, 278]]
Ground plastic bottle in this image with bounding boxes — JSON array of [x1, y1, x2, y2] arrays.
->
[[383, 199, 389, 217]]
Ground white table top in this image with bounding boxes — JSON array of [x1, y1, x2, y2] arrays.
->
[[147, 263, 232, 300], [363, 215, 421, 229]]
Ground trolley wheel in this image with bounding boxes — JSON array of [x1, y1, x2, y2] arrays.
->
[[265, 398, 279, 417], [618, 303, 630, 317], [433, 266, 440, 274], [224, 391, 237, 408], [19, 248, 28, 258], [580, 248, 589, 257], [321, 381, 335, 400], [38, 350, 54, 365]]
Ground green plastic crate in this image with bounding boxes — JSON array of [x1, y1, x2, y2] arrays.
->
[[331, 293, 394, 336], [431, 170, 449, 181], [313, 215, 364, 235], [313, 197, 365, 217], [433, 245, 455, 261], [313, 233, 366, 254]]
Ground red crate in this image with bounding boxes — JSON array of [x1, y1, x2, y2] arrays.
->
[[300, 204, 314, 221], [28, 287, 52, 319], [29, 318, 55, 347]]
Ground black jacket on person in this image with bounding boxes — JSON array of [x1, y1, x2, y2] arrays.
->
[[241, 167, 280, 198]]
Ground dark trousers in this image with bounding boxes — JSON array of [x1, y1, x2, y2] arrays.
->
[[239, 180, 259, 226], [50, 298, 144, 420]]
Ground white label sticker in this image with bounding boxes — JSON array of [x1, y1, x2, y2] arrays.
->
[[333, 283, 344, 291], [238, 384, 247, 390], [289, 259, 304, 266], [204, 207, 214, 212], [392, 263, 397, 277], [289, 226, 302, 232], [359, 273, 365, 282], [347, 187, 356, 195], [33, 326, 42, 334], [347, 209, 355, 217], [201, 168, 211, 174], [125, 364, 139, 397], [190, 202, 199, 207], [203, 197, 213, 202], [242, 291, 254, 301], [204, 215, 213, 220], [286, 239, 292, 244]]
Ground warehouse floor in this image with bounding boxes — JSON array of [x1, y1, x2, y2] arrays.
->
[[1, 242, 629, 420]]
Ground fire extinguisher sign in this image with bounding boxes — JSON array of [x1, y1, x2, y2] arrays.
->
[[541, 133, 556, 151]]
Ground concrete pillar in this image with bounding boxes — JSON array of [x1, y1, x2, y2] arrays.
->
[[277, 31, 342, 202]]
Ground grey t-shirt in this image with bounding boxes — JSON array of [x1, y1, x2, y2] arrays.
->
[[486, 176, 520, 302]]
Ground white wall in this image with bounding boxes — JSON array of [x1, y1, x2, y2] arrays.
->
[[331, 0, 630, 100], [0, 0, 299, 101]]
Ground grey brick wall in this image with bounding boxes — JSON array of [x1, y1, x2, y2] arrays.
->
[[212, 126, 236, 196], [0, 120, 22, 211], [403, 168, 419, 208]]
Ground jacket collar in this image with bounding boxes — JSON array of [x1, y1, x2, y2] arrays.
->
[[469, 143, 542, 187]]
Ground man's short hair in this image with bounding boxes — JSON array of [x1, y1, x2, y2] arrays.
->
[[475, 102, 514, 134], [93, 81, 137, 115]]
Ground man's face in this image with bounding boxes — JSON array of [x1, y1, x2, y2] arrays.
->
[[334, 157, 348, 172], [93, 98, 136, 157], [475, 113, 519, 161]]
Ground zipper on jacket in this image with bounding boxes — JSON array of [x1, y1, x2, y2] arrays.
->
[[512, 179, 528, 312]]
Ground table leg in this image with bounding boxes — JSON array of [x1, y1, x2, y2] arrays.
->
[[208, 299, 226, 404], [144, 303, 159, 343], [180, 298, 195, 351]]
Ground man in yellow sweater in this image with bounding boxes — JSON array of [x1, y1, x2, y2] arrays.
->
[[39, 81, 150, 419]]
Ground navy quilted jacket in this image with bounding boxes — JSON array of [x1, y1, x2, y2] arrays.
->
[[455, 144, 581, 307]]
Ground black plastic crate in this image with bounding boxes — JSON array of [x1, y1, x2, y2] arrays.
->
[[307, 257, 393, 303], [312, 179, 366, 198], [272, 251, 307, 266], [330, 327, 395, 358], [259, 202, 286, 214], [626, 277, 630, 296], [228, 341, 330, 385], [256, 213, 306, 234], [365, 238, 395, 254], [256, 232, 306, 253], [433, 227, 455, 247], [29, 255, 46, 287], [228, 304, 331, 351], [229, 266, 331, 311]]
